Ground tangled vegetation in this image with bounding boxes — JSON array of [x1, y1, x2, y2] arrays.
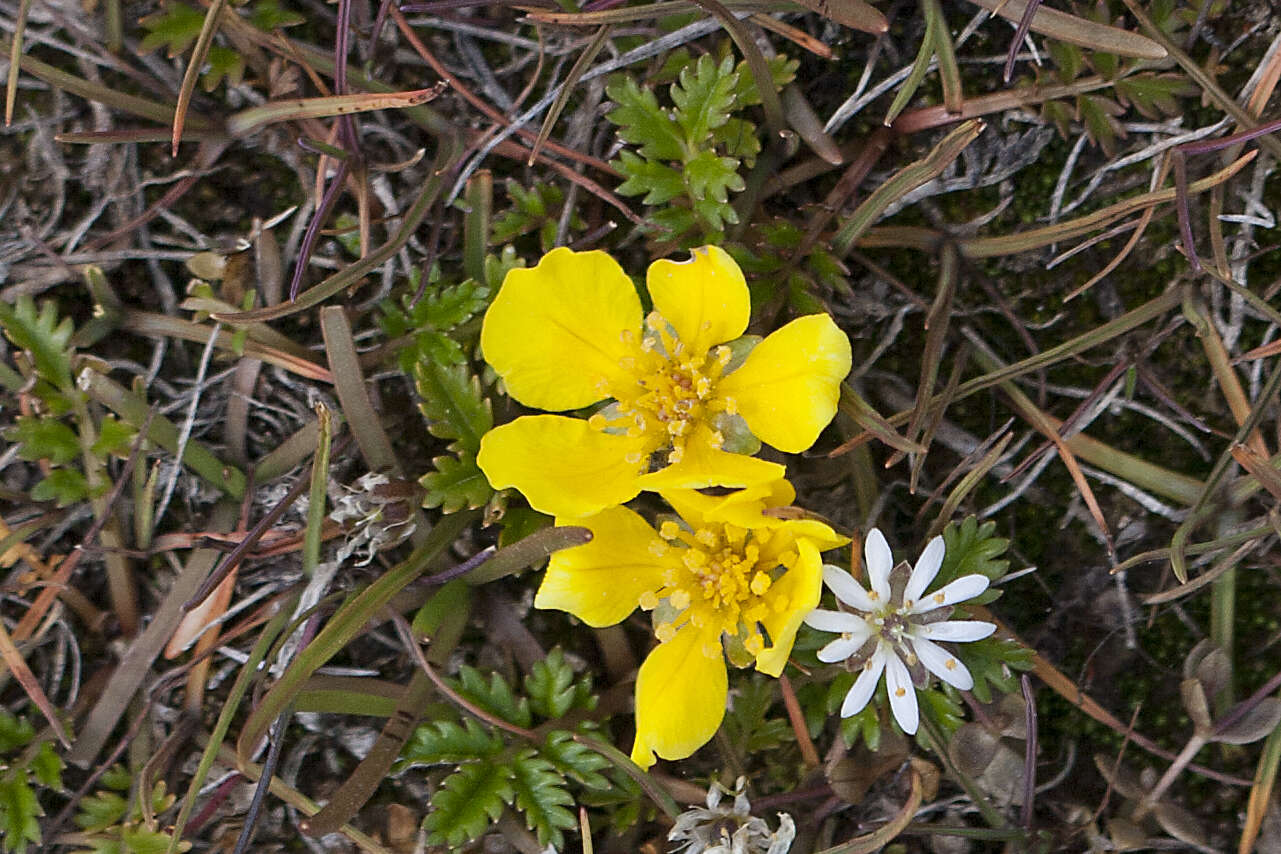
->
[[2, 0, 1281, 850]]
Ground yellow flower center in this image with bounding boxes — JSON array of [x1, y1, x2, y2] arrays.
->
[[640, 520, 795, 658], [588, 312, 737, 467]]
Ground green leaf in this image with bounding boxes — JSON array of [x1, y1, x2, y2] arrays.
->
[[938, 516, 1010, 597], [248, 0, 304, 30], [120, 827, 184, 854], [1047, 40, 1085, 84], [1078, 94, 1124, 155], [31, 741, 65, 790], [525, 649, 579, 720], [539, 731, 610, 791], [713, 117, 762, 166], [5, 416, 80, 465], [1114, 73, 1196, 120], [100, 765, 133, 791], [0, 777, 41, 854], [726, 56, 797, 107], [683, 149, 744, 205], [137, 3, 206, 57], [31, 468, 90, 507], [670, 55, 737, 144], [605, 77, 685, 161], [202, 45, 245, 91], [413, 361, 492, 452], [614, 152, 686, 205], [510, 752, 576, 848], [721, 675, 794, 753], [419, 451, 493, 513], [962, 636, 1035, 704], [0, 296, 75, 392], [455, 667, 532, 728], [424, 762, 513, 846], [91, 416, 136, 458], [0, 712, 35, 754], [399, 720, 504, 768], [76, 790, 129, 833]]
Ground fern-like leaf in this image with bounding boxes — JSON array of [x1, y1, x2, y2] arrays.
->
[[0, 296, 75, 392], [671, 55, 737, 143], [399, 720, 504, 768], [419, 451, 492, 513], [540, 731, 610, 790], [424, 762, 513, 846], [413, 361, 492, 452], [455, 666, 532, 729], [0, 777, 41, 854], [605, 77, 685, 161], [510, 751, 577, 848], [525, 649, 580, 720]]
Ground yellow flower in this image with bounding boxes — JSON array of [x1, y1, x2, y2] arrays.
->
[[533, 479, 848, 769], [476, 246, 852, 518]]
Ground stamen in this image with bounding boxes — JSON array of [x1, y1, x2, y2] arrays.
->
[[656, 622, 677, 643], [639, 591, 659, 610]]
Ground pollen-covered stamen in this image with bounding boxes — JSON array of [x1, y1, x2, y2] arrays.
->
[[647, 520, 791, 654], [587, 313, 738, 467]]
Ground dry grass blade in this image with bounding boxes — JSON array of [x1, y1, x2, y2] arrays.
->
[[836, 384, 927, 456], [892, 243, 956, 469], [832, 119, 983, 256], [530, 25, 612, 165], [1240, 724, 1281, 854], [1230, 444, 1281, 502], [173, 0, 227, 155], [690, 0, 785, 141], [320, 306, 402, 475], [0, 621, 71, 746], [892, 74, 1118, 134], [1182, 296, 1269, 459], [814, 765, 923, 853], [926, 430, 1013, 540], [4, 0, 33, 125], [226, 85, 446, 137], [958, 152, 1256, 258], [964, 0, 1165, 58], [883, 5, 938, 127], [925, 0, 962, 113], [791, 0, 888, 33]]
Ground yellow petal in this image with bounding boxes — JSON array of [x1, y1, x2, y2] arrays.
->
[[631, 625, 728, 769], [534, 507, 670, 627], [477, 415, 648, 517], [481, 248, 641, 410], [755, 539, 824, 676], [718, 314, 852, 453], [635, 426, 784, 493], [646, 246, 749, 356], [658, 479, 796, 532]]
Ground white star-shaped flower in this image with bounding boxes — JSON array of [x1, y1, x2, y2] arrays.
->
[[803, 528, 997, 734]]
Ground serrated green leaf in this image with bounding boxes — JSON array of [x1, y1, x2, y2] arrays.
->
[[713, 117, 762, 166], [137, 3, 206, 57], [31, 468, 90, 507], [615, 151, 686, 205], [919, 685, 965, 733], [1114, 73, 1195, 119], [399, 720, 505, 768], [0, 777, 41, 854], [540, 731, 610, 790], [726, 56, 797, 107], [671, 55, 737, 143], [91, 416, 136, 458], [120, 827, 185, 854], [0, 296, 75, 392], [413, 361, 492, 452], [526, 649, 578, 720], [31, 742, 64, 790], [962, 636, 1035, 704], [1078, 94, 1123, 154], [1047, 40, 1085, 84], [424, 762, 513, 846], [419, 451, 493, 513], [722, 675, 793, 753], [202, 45, 245, 91], [605, 77, 685, 161], [76, 790, 128, 833], [5, 416, 80, 465], [683, 149, 744, 205], [939, 517, 1010, 589], [100, 765, 133, 792], [0, 712, 35, 754], [248, 0, 304, 30], [455, 667, 532, 728], [510, 752, 576, 848]]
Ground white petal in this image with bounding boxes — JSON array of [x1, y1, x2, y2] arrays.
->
[[911, 636, 975, 690], [822, 564, 876, 611], [817, 633, 870, 663], [864, 528, 893, 602], [909, 573, 989, 613], [917, 620, 996, 642], [903, 535, 945, 606], [840, 647, 886, 718], [804, 608, 871, 634], [884, 650, 919, 734]]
